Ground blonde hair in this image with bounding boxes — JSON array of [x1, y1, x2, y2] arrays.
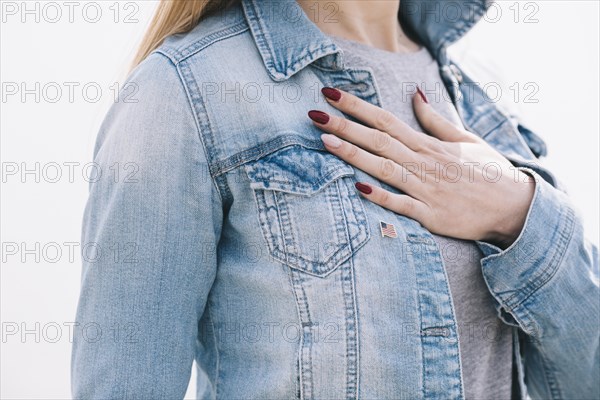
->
[[131, 0, 239, 69]]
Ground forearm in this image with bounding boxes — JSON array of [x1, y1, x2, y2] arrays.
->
[[476, 167, 600, 399]]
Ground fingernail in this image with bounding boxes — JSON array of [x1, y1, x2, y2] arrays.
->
[[321, 133, 342, 148], [308, 110, 330, 124], [416, 86, 428, 104], [321, 87, 342, 101], [355, 182, 372, 195]]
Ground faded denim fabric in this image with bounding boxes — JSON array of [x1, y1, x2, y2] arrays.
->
[[71, 0, 600, 399]]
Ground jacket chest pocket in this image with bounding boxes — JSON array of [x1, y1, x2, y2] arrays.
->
[[243, 144, 370, 277]]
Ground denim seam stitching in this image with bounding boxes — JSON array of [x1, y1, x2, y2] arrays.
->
[[431, 238, 465, 399], [285, 44, 339, 78], [176, 58, 230, 204], [286, 266, 304, 400], [158, 21, 249, 65], [250, 165, 367, 276], [505, 203, 575, 311], [275, 190, 296, 268], [337, 179, 359, 399], [254, 189, 279, 259], [349, 255, 360, 400], [244, 0, 278, 75], [269, 186, 348, 275], [538, 345, 562, 399], [214, 136, 330, 176], [479, 169, 576, 317], [294, 269, 314, 398], [268, 229, 364, 276], [416, 273, 426, 400], [207, 303, 221, 397], [411, 236, 464, 398], [249, 165, 354, 195], [245, 0, 339, 80]]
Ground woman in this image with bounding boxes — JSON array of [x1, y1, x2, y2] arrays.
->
[[71, 0, 599, 399]]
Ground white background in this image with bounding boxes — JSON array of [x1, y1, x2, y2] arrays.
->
[[1, 1, 598, 398]]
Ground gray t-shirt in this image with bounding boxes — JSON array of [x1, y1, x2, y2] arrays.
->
[[328, 34, 514, 400]]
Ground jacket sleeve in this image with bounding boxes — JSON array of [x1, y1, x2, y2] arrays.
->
[[475, 165, 599, 399], [71, 52, 223, 398]]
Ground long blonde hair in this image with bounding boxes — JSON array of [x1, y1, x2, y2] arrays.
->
[[132, 0, 240, 69]]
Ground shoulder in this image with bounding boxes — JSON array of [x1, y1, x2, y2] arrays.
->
[[129, 3, 271, 113], [115, 5, 257, 131], [153, 5, 256, 69], [95, 51, 200, 164]]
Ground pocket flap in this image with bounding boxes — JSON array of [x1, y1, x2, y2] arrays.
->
[[244, 144, 355, 196]]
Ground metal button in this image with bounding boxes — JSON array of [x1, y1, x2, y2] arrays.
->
[[356, 83, 368, 91], [337, 83, 368, 92], [421, 326, 451, 337], [449, 64, 463, 84]]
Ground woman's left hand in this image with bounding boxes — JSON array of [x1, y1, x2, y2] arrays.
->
[[308, 87, 536, 249]]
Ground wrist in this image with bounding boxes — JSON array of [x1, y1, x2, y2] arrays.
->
[[484, 170, 536, 249]]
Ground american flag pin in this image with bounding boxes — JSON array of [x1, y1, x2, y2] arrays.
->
[[379, 221, 398, 238]]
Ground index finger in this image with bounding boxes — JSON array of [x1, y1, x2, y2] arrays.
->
[[321, 87, 424, 150]]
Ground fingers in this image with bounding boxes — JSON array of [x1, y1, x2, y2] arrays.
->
[[308, 110, 415, 163], [412, 88, 474, 143], [354, 181, 427, 222], [320, 133, 422, 196], [320, 87, 424, 150]]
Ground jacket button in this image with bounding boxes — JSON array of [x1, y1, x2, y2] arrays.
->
[[337, 83, 368, 92], [449, 64, 463, 84]]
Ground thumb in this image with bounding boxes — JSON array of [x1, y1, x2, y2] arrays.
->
[[412, 87, 471, 142]]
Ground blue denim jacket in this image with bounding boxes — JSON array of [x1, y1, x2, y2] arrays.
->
[[71, 0, 600, 398]]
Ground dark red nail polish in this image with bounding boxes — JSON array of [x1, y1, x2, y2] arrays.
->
[[355, 182, 372, 195], [416, 86, 428, 104], [308, 110, 330, 124], [321, 87, 342, 101]]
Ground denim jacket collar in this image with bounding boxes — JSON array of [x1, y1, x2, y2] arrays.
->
[[240, 0, 492, 82], [399, 0, 493, 56]]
